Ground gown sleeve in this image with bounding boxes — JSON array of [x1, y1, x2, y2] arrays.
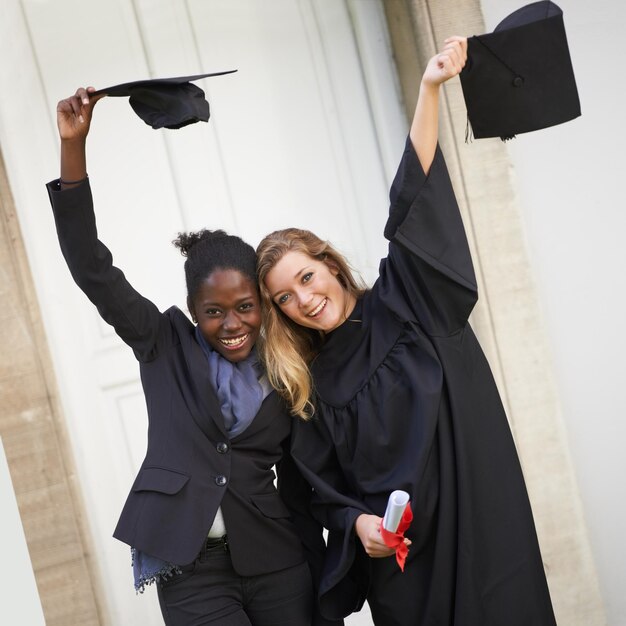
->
[[46, 178, 167, 361], [378, 137, 478, 337], [290, 414, 370, 619]]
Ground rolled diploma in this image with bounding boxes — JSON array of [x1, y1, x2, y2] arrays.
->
[[382, 490, 410, 533]]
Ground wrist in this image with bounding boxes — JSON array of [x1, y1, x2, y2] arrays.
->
[[60, 136, 87, 149], [419, 78, 441, 94], [60, 136, 88, 183], [60, 174, 88, 186]]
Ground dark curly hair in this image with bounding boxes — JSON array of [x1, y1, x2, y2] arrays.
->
[[173, 229, 257, 300]]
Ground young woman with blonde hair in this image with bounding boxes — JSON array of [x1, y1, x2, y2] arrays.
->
[[257, 37, 556, 625]]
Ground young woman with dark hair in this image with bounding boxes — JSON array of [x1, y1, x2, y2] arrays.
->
[[47, 87, 338, 626], [257, 37, 557, 625]]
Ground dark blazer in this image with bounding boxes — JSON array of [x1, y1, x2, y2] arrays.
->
[[46, 179, 322, 576]]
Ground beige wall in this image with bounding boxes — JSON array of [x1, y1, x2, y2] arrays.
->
[[0, 151, 103, 625]]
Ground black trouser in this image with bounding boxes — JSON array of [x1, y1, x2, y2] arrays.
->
[[157, 537, 313, 626]]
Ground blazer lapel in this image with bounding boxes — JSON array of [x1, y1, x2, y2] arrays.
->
[[182, 327, 229, 439]]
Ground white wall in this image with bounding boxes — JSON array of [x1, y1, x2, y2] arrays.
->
[[478, 2, 626, 624]]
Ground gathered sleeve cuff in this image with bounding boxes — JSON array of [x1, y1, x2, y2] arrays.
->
[[46, 178, 166, 361], [315, 512, 369, 620], [377, 138, 478, 336], [277, 441, 345, 625], [290, 417, 370, 620], [384, 136, 429, 240]]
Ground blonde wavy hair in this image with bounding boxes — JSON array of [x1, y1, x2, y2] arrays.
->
[[256, 228, 366, 419]]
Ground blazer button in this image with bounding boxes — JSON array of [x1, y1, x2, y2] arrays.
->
[[215, 475, 227, 487], [216, 442, 229, 454]]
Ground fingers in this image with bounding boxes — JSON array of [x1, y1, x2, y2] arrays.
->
[[365, 531, 393, 558], [59, 87, 102, 120], [422, 36, 468, 87], [71, 90, 87, 124], [76, 86, 90, 107], [57, 93, 86, 125], [444, 35, 468, 58], [369, 533, 412, 555], [438, 37, 467, 76], [355, 514, 400, 558], [56, 85, 105, 141], [70, 87, 90, 121], [81, 86, 105, 105]]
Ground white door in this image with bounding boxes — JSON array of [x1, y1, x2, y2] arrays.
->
[[0, 0, 406, 623]]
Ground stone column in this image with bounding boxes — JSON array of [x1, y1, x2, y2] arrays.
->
[[382, 1, 606, 623], [0, 151, 103, 625]]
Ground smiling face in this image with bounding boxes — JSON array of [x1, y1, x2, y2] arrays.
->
[[264, 250, 356, 333], [189, 269, 261, 362]]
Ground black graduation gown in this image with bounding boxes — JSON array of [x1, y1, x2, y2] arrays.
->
[[290, 139, 557, 625]]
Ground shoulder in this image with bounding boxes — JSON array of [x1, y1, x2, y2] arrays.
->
[[159, 305, 193, 345], [164, 305, 192, 323], [312, 293, 405, 408]]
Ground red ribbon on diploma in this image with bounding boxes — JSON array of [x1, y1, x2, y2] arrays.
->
[[379, 503, 413, 572]]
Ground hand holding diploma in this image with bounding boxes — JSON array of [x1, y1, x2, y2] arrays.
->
[[355, 514, 397, 558], [354, 491, 413, 568]]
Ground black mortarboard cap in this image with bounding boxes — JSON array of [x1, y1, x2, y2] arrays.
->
[[459, 1, 580, 141], [92, 71, 237, 130]]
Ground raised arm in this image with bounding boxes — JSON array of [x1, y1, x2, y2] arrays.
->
[[409, 36, 467, 174], [57, 86, 104, 187], [48, 87, 166, 362], [353, 37, 471, 550]]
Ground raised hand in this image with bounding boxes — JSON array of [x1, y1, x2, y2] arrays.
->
[[422, 36, 468, 87], [56, 86, 103, 143], [410, 36, 468, 173], [56, 86, 105, 185]]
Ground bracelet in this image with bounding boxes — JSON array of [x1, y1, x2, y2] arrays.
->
[[59, 175, 88, 185]]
